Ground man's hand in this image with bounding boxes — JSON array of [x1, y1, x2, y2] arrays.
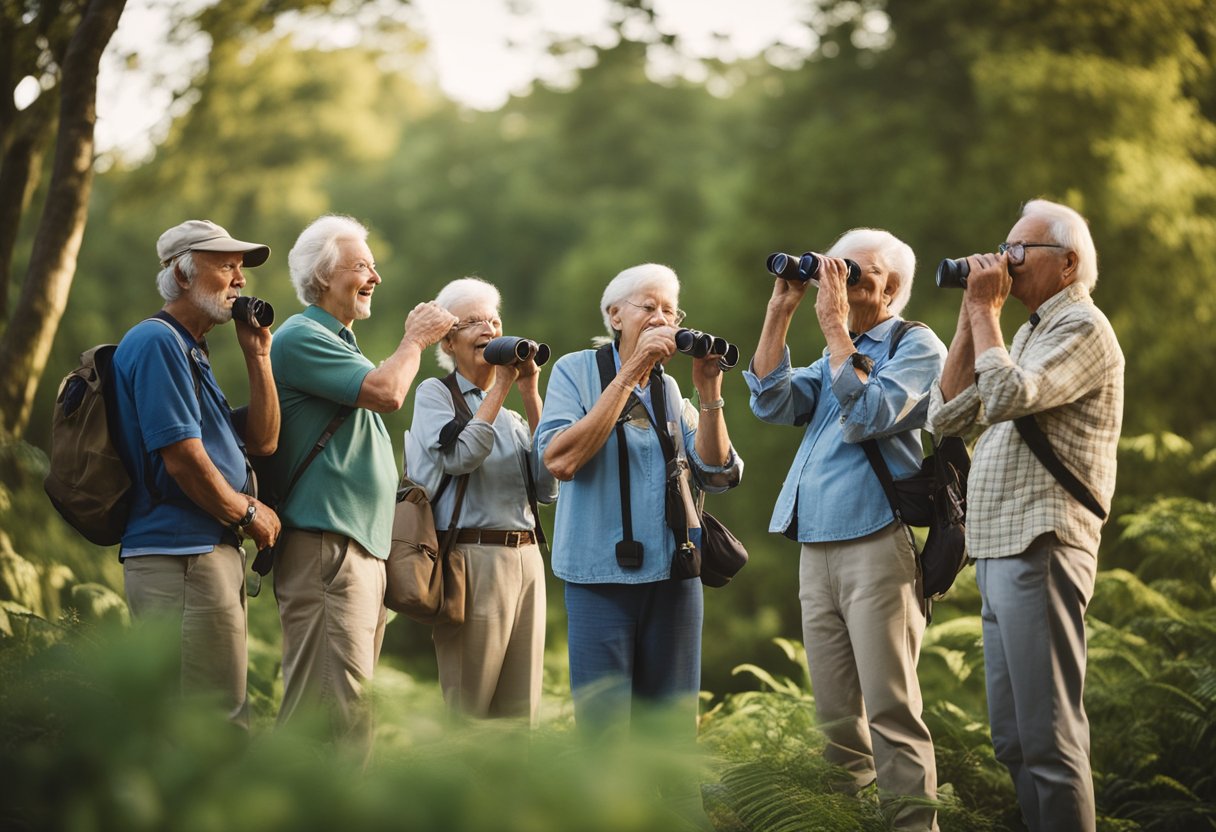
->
[[404, 302, 458, 350], [242, 498, 281, 551], [233, 314, 272, 358], [964, 253, 1012, 316]]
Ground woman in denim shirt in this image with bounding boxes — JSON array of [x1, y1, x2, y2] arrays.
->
[[536, 263, 743, 733], [745, 228, 945, 831]]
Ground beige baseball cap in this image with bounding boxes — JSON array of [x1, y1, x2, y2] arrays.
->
[[157, 219, 270, 268]]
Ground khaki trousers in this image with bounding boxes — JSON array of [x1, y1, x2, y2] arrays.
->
[[274, 529, 387, 748], [433, 541, 546, 724], [799, 522, 938, 832], [123, 544, 249, 728]]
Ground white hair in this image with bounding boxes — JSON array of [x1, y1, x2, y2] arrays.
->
[[1020, 199, 1098, 292], [827, 227, 915, 315], [598, 263, 681, 342], [433, 276, 502, 372], [287, 214, 369, 306], [155, 251, 196, 301]]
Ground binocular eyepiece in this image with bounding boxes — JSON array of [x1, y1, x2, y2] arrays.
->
[[232, 296, 274, 328], [675, 328, 739, 371], [935, 258, 970, 289], [766, 251, 861, 286], [483, 336, 551, 367]]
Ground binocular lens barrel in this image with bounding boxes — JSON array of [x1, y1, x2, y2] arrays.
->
[[232, 296, 274, 328], [935, 258, 970, 289], [675, 328, 739, 371], [483, 336, 551, 367], [766, 252, 860, 286]]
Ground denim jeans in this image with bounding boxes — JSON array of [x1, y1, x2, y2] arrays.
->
[[565, 578, 703, 735]]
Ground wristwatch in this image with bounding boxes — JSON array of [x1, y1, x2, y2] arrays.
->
[[850, 351, 874, 374], [236, 501, 257, 528]]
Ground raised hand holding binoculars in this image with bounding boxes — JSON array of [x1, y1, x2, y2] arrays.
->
[[675, 328, 739, 372], [766, 251, 861, 286]]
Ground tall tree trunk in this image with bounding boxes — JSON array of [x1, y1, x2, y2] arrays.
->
[[0, 97, 57, 323], [0, 0, 127, 440]]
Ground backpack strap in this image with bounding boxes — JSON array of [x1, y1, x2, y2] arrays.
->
[[595, 344, 641, 567], [1014, 415, 1106, 520], [862, 319, 929, 522]]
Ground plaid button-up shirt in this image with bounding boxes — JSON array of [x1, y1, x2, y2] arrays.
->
[[927, 283, 1124, 559]]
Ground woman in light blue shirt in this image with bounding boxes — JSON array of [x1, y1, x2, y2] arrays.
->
[[405, 277, 557, 724], [745, 228, 945, 831], [536, 263, 743, 733]]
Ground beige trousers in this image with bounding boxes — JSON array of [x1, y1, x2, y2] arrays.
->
[[123, 543, 249, 728], [433, 542, 546, 724], [799, 522, 938, 832], [274, 529, 387, 748]]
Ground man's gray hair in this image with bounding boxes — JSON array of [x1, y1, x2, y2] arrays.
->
[[288, 214, 370, 306], [155, 251, 196, 301], [434, 276, 502, 372], [1021, 199, 1098, 292], [599, 263, 681, 341], [827, 228, 916, 315]]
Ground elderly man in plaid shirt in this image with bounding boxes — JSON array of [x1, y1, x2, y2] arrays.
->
[[927, 199, 1124, 832]]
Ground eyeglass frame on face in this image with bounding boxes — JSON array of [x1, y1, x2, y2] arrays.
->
[[335, 260, 378, 276], [450, 315, 502, 333], [622, 299, 687, 326], [998, 241, 1066, 266]]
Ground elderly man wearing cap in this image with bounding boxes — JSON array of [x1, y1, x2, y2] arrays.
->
[[110, 219, 282, 727], [264, 214, 457, 748]]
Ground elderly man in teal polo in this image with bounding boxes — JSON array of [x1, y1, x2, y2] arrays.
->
[[266, 214, 456, 747]]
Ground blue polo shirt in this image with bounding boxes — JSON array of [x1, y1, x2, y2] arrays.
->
[[112, 313, 249, 556]]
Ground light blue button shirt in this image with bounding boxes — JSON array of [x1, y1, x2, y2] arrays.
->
[[744, 317, 946, 543], [536, 348, 743, 584], [404, 373, 558, 531]]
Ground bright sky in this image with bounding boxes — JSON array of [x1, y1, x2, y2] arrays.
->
[[79, 0, 816, 161]]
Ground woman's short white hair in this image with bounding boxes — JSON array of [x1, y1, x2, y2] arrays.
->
[[827, 228, 915, 315], [288, 214, 369, 306], [598, 263, 681, 342], [433, 276, 502, 372], [155, 251, 196, 301], [1020, 199, 1098, 292]]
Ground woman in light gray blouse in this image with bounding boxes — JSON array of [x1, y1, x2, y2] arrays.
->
[[404, 277, 557, 723]]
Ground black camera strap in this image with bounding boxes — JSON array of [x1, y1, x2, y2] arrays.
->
[[860, 319, 926, 523], [594, 344, 690, 569]]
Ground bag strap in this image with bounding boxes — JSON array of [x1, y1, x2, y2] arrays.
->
[[435, 372, 475, 558], [595, 345, 638, 549], [860, 319, 928, 523], [1013, 415, 1106, 520], [252, 404, 354, 576]]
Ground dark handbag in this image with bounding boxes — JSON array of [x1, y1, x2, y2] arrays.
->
[[698, 509, 748, 587]]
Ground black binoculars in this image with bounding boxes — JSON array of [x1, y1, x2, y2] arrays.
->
[[766, 251, 861, 286], [232, 296, 274, 328], [483, 336, 551, 367], [675, 328, 739, 371], [935, 258, 970, 289]]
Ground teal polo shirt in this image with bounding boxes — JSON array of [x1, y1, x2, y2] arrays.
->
[[268, 305, 399, 558]]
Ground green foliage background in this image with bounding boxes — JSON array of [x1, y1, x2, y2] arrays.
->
[[3, 0, 1215, 829]]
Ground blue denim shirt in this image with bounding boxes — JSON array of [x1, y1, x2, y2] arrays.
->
[[744, 317, 946, 543], [536, 348, 743, 584]]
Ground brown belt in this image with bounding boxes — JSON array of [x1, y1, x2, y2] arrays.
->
[[452, 529, 535, 547]]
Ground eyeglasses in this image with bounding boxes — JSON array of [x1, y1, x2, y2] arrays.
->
[[998, 242, 1065, 265], [336, 261, 377, 275], [451, 316, 501, 333], [624, 300, 686, 326]]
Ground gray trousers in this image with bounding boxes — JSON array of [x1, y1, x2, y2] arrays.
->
[[800, 522, 938, 832], [976, 533, 1098, 832]]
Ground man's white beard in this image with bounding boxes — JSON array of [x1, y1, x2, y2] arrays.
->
[[191, 285, 233, 325]]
